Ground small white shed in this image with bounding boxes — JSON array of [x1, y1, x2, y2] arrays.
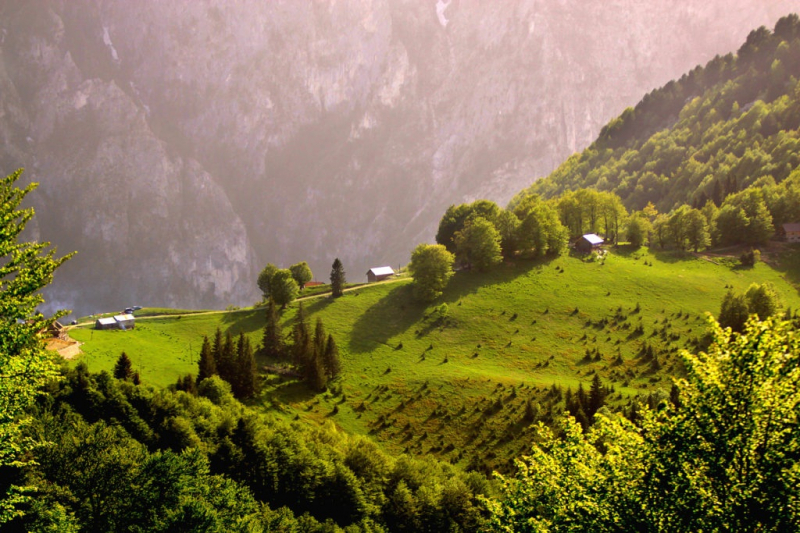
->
[[367, 266, 395, 283]]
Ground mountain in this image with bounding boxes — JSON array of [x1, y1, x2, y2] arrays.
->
[[0, 0, 794, 316]]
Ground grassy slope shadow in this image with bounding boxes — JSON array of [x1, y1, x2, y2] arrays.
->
[[347, 257, 550, 353], [772, 247, 800, 297]]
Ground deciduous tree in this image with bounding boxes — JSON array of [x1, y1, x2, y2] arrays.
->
[[289, 261, 313, 289], [626, 213, 651, 247], [719, 288, 751, 333], [269, 269, 299, 309], [454, 217, 502, 271], [436, 200, 501, 253], [494, 209, 521, 258], [745, 281, 782, 320], [684, 207, 711, 251], [256, 263, 278, 300], [408, 244, 455, 302]]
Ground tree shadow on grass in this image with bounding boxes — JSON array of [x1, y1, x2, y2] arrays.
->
[[303, 296, 335, 315], [263, 378, 317, 405], [611, 244, 646, 257], [770, 247, 800, 296], [651, 250, 700, 264], [347, 256, 556, 354], [219, 309, 263, 336]]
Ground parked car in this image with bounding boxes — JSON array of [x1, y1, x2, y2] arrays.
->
[[132, 306, 142, 311], [124, 307, 134, 314]]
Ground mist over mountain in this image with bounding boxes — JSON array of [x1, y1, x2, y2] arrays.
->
[[0, 0, 793, 316]]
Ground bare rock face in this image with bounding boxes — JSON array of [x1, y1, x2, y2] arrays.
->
[[0, 3, 255, 315], [0, 0, 793, 315]]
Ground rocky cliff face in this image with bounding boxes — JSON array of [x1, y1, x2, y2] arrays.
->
[[0, 0, 793, 315]]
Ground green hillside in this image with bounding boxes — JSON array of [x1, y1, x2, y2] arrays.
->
[[523, 15, 800, 214], [69, 245, 800, 472], [64, 14, 800, 476]]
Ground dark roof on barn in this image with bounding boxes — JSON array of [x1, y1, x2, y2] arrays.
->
[[783, 223, 800, 233]]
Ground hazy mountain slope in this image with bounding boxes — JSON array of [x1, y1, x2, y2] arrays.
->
[[521, 14, 800, 213], [0, 0, 793, 315]]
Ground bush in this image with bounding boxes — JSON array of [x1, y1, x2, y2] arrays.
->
[[740, 248, 761, 266]]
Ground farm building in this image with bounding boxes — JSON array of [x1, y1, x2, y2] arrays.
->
[[575, 234, 604, 253], [45, 320, 68, 340], [42, 320, 81, 359], [95, 317, 117, 330], [367, 266, 395, 283], [783, 223, 800, 243], [95, 314, 136, 330], [114, 314, 136, 330]]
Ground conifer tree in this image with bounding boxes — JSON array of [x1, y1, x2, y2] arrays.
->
[[308, 349, 328, 392], [113, 351, 134, 380], [576, 383, 588, 412], [588, 374, 606, 418], [261, 297, 284, 359], [323, 334, 342, 379], [573, 405, 590, 432], [564, 388, 575, 416], [175, 373, 197, 395], [217, 331, 236, 384], [233, 333, 258, 399], [313, 318, 327, 360], [330, 258, 346, 297], [211, 327, 223, 367], [292, 303, 312, 372], [197, 335, 216, 383]]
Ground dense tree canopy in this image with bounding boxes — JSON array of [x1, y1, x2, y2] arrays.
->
[[454, 217, 503, 271], [8, 364, 491, 532], [436, 200, 501, 253], [513, 194, 570, 257]]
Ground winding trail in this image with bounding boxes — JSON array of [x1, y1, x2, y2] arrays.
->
[[70, 277, 410, 329]]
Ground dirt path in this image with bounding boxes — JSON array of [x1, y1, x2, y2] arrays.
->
[[70, 277, 410, 329]]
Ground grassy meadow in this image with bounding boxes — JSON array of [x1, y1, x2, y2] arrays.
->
[[68, 246, 800, 471]]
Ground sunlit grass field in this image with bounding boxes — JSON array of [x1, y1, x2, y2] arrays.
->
[[68, 246, 800, 470]]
